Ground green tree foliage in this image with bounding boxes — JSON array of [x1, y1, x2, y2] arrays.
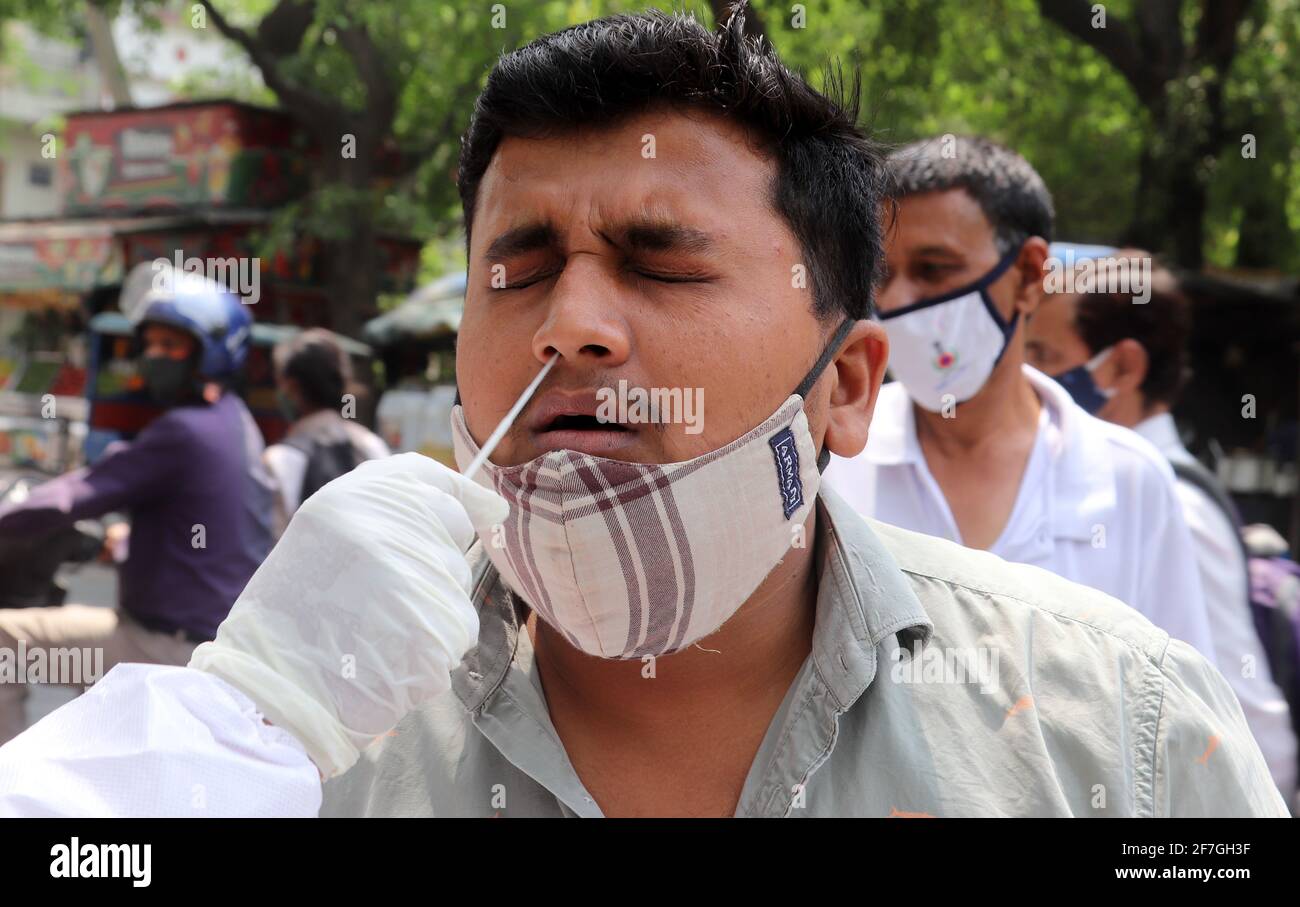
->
[[3, 0, 1296, 330], [752, 0, 1300, 271]]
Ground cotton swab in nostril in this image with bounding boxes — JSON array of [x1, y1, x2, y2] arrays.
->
[[461, 352, 559, 481]]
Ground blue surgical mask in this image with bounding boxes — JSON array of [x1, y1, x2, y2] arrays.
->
[[1053, 346, 1115, 415]]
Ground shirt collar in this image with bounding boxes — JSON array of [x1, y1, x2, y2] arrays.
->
[[454, 483, 935, 715], [810, 483, 934, 708], [869, 366, 1118, 543], [1133, 411, 1181, 456]]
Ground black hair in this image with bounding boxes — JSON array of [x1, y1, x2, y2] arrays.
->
[[274, 328, 351, 411], [456, 4, 889, 320], [1072, 250, 1190, 407], [888, 135, 1055, 254]]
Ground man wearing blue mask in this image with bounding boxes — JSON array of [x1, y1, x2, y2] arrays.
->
[[1025, 252, 1298, 807], [824, 137, 1215, 660]]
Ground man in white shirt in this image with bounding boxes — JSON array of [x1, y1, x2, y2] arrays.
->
[[264, 329, 390, 537], [1024, 250, 1297, 807], [824, 137, 1215, 660]]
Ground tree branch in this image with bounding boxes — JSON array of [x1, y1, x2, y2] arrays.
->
[[1192, 0, 1250, 73], [1036, 0, 1164, 108], [197, 0, 337, 125], [256, 0, 317, 57], [335, 24, 398, 136], [1134, 0, 1184, 79]]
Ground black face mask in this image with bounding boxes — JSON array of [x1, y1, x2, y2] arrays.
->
[[139, 356, 196, 406]]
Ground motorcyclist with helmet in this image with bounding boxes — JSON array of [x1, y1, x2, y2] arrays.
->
[[0, 264, 275, 743]]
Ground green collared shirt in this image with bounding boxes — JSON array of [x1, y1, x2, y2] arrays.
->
[[320, 487, 1288, 817]]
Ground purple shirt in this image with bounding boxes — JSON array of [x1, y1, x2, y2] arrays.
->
[[0, 393, 274, 638]]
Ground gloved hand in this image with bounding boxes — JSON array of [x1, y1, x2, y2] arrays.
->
[[188, 453, 508, 780]]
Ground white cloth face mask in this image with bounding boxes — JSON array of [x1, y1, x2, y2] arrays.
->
[[878, 249, 1021, 412], [450, 320, 853, 660]]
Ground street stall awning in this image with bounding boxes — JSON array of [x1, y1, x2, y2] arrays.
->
[[0, 217, 142, 299], [363, 271, 466, 346], [0, 214, 272, 299]]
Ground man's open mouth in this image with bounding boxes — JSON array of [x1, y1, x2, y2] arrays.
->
[[525, 391, 642, 455], [541, 413, 630, 432]]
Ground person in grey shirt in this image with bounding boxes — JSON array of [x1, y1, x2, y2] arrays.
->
[[0, 6, 1286, 818]]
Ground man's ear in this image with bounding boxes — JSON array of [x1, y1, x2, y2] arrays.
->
[[1109, 338, 1149, 394], [823, 320, 888, 460], [1013, 237, 1051, 317]]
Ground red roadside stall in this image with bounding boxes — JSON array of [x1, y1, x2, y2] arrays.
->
[[0, 100, 420, 471]]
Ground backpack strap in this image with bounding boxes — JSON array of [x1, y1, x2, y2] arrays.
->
[[1169, 459, 1245, 531]]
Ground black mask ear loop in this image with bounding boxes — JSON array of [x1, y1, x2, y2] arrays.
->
[[792, 317, 856, 473]]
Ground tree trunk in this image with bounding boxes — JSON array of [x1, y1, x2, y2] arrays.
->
[[1127, 119, 1208, 269], [316, 128, 380, 337], [85, 5, 132, 107], [1036, 0, 1253, 269]]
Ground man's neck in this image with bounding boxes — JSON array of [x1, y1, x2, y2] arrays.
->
[[1102, 393, 1163, 430], [530, 510, 820, 740], [909, 354, 1043, 551], [913, 355, 1040, 455]]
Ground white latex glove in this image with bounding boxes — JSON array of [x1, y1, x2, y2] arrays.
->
[[188, 452, 508, 780]]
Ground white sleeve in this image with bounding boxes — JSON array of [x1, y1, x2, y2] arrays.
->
[[1137, 468, 1217, 664], [0, 663, 321, 817], [264, 443, 308, 518], [1177, 482, 1298, 801]]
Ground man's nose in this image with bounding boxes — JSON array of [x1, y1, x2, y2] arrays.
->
[[531, 258, 631, 367]]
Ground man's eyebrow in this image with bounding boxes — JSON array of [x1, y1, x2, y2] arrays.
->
[[911, 245, 964, 260], [604, 219, 716, 254], [485, 222, 561, 260]]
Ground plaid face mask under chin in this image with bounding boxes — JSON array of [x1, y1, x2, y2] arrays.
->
[[450, 393, 820, 659]]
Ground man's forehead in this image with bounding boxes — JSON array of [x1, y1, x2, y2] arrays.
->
[[1039, 291, 1080, 321], [892, 188, 996, 256], [472, 108, 776, 245]]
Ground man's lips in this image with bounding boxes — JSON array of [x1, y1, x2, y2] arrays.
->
[[529, 426, 640, 456], [525, 389, 639, 456]]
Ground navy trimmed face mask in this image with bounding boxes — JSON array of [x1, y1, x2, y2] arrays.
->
[[1052, 347, 1115, 415], [877, 248, 1022, 412]]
